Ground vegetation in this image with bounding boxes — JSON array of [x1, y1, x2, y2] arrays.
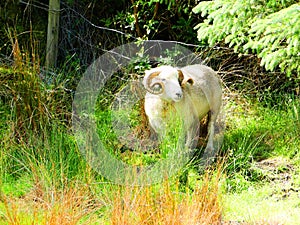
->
[[0, 0, 299, 224], [193, 0, 300, 76]]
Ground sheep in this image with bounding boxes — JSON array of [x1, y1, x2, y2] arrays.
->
[[143, 64, 222, 161]]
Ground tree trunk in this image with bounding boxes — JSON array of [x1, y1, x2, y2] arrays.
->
[[45, 0, 60, 70]]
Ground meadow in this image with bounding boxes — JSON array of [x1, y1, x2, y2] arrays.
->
[[0, 52, 299, 225]]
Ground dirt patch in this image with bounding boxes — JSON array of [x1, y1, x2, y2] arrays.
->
[[253, 157, 300, 200], [254, 157, 294, 182]]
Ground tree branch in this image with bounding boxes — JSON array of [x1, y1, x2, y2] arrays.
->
[[131, 0, 143, 37]]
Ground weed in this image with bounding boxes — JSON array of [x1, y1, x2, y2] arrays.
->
[[109, 166, 223, 225], [0, 37, 299, 224], [1, 182, 101, 225]]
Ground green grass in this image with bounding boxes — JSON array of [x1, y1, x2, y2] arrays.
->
[[221, 94, 299, 191], [219, 93, 300, 223], [224, 182, 300, 224], [0, 61, 299, 224], [95, 104, 190, 167]]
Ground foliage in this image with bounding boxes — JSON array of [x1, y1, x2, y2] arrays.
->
[[0, 0, 47, 59], [193, 0, 300, 76], [245, 4, 300, 76], [109, 170, 222, 225], [0, 0, 202, 67], [102, 0, 200, 42], [222, 94, 300, 192], [1, 1, 300, 223], [0, 66, 72, 138]]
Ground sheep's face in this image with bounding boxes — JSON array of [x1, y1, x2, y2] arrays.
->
[[144, 66, 184, 102], [158, 71, 183, 102]]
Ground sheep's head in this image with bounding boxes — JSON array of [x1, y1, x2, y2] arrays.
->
[[143, 66, 185, 102]]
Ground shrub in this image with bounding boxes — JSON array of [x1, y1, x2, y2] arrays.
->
[[193, 0, 300, 76]]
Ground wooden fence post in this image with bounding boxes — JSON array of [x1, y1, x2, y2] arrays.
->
[[45, 0, 60, 70]]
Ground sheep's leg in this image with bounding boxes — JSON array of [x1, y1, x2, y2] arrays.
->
[[203, 110, 218, 164], [184, 117, 201, 155], [206, 118, 215, 151], [186, 128, 196, 148]]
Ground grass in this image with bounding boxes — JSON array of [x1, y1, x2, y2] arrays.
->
[[220, 93, 300, 224], [221, 94, 300, 191], [108, 169, 222, 225], [95, 100, 192, 167], [1, 92, 298, 224], [0, 182, 102, 224], [224, 183, 300, 224], [0, 167, 223, 225], [0, 50, 299, 224]]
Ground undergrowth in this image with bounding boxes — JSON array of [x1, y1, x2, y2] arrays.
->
[[222, 93, 300, 192], [0, 38, 299, 224]]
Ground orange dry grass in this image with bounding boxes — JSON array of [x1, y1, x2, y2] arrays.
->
[[110, 169, 222, 225], [2, 184, 100, 225], [1, 169, 223, 224]]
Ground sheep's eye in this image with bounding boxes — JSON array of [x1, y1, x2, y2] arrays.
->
[[161, 78, 166, 82]]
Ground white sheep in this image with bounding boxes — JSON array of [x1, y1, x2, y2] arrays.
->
[[143, 64, 222, 159]]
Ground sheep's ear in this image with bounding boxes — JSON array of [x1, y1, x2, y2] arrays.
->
[[177, 70, 184, 85], [186, 78, 194, 85], [181, 78, 194, 88]]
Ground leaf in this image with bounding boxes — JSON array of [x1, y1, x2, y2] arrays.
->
[[225, 34, 234, 44], [192, 1, 212, 14], [193, 1, 300, 76]]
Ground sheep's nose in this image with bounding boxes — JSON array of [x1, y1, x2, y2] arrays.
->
[[176, 92, 183, 99]]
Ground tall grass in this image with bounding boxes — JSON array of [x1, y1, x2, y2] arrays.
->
[[0, 37, 225, 224], [1, 34, 299, 224], [0, 166, 223, 225], [221, 93, 300, 192], [107, 165, 223, 225], [1, 182, 101, 225]]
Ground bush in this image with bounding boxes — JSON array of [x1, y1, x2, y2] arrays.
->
[[193, 0, 300, 76]]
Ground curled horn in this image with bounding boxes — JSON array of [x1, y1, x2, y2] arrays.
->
[[145, 71, 164, 94]]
